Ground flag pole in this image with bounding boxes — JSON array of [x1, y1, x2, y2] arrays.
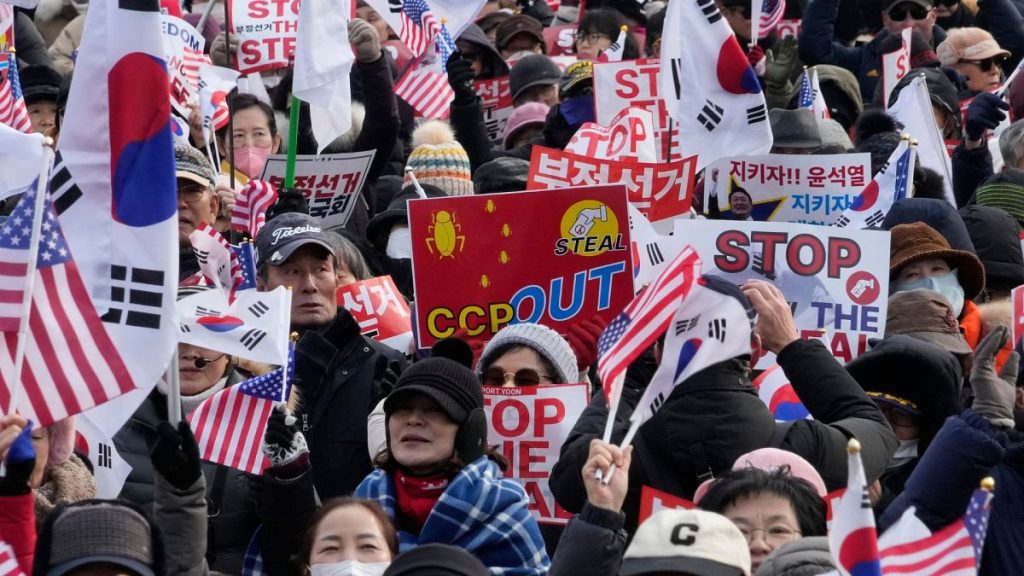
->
[[600, 417, 640, 486], [6, 138, 55, 417], [167, 353, 182, 423], [285, 96, 301, 187], [196, 0, 218, 38], [749, 0, 761, 50], [281, 288, 293, 403], [225, 0, 237, 189]]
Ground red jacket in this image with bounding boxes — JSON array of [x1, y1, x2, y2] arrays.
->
[[0, 492, 35, 573]]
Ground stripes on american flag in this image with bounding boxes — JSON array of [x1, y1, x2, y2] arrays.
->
[[0, 188, 134, 427], [190, 222, 241, 301], [0, 539, 23, 576], [182, 48, 212, 94], [760, 0, 786, 33], [188, 345, 294, 475], [596, 245, 701, 403], [880, 488, 993, 575], [0, 53, 32, 134], [398, 0, 442, 58], [231, 179, 278, 239], [395, 23, 455, 119]]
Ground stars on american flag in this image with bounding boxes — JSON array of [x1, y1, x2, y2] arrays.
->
[[0, 189, 72, 268], [597, 312, 631, 357]]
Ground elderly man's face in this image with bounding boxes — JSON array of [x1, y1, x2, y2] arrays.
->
[[258, 245, 339, 329], [882, 2, 937, 42], [177, 178, 219, 247]]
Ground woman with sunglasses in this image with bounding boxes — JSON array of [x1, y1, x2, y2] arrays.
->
[[938, 28, 1012, 94], [476, 323, 580, 389]]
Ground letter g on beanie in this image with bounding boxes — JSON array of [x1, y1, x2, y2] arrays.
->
[[620, 509, 752, 576], [404, 120, 473, 197]]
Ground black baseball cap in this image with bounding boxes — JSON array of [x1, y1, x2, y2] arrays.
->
[[254, 212, 334, 268]]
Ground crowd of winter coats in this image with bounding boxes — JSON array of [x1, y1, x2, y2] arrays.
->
[[5, 0, 1024, 574]]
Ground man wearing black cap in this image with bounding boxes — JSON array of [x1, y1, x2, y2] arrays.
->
[[255, 212, 406, 499], [19, 65, 62, 139], [509, 54, 562, 107]]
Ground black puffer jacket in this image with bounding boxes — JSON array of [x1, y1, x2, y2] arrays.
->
[[550, 339, 898, 535]]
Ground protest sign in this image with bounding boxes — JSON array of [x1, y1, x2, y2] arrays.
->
[[1013, 285, 1024, 348], [593, 58, 681, 162], [881, 28, 912, 109], [162, 15, 207, 117], [484, 383, 589, 525], [668, 219, 890, 367], [565, 107, 658, 163], [337, 276, 413, 353], [474, 76, 514, 145], [527, 146, 696, 222], [261, 150, 375, 228], [704, 154, 872, 225], [638, 486, 695, 525], [409, 185, 634, 347], [229, 0, 299, 74], [544, 24, 577, 56]]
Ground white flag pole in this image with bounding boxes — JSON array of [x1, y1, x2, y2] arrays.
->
[[280, 288, 293, 404], [601, 418, 641, 485], [6, 138, 55, 417], [749, 0, 762, 49], [167, 353, 182, 423]]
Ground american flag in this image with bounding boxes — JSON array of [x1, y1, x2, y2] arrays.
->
[[0, 539, 23, 576], [879, 488, 993, 575], [0, 53, 31, 133], [797, 70, 814, 109], [596, 245, 701, 404], [181, 48, 212, 94], [232, 241, 257, 292], [189, 222, 241, 301], [0, 188, 134, 427], [797, 68, 830, 120], [189, 344, 294, 475], [231, 179, 278, 239], [397, 0, 442, 57], [395, 23, 455, 119], [759, 0, 786, 34]]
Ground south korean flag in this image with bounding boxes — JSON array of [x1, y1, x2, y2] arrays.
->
[[659, 0, 773, 169], [177, 286, 292, 365]]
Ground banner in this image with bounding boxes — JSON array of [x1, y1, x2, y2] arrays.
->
[[261, 150, 375, 228], [162, 15, 207, 117], [484, 383, 589, 525], [704, 154, 872, 225], [229, 0, 299, 74], [565, 107, 658, 163], [593, 58, 680, 162], [671, 219, 890, 367], [474, 76, 514, 145], [409, 185, 634, 347], [527, 146, 696, 222], [337, 276, 413, 353]]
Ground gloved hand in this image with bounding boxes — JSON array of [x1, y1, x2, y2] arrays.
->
[[566, 314, 609, 374], [210, 32, 239, 68], [0, 416, 35, 496], [266, 187, 309, 220], [964, 92, 1008, 141], [151, 421, 202, 490], [971, 325, 1019, 429], [262, 404, 309, 478], [762, 35, 798, 90], [446, 52, 478, 106], [349, 18, 382, 64], [747, 45, 766, 77]]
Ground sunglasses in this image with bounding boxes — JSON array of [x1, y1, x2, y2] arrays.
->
[[481, 368, 552, 387], [960, 56, 1005, 72], [887, 3, 930, 20]]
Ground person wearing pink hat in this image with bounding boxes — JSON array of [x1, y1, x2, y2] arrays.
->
[[502, 102, 550, 150], [692, 448, 828, 504], [937, 27, 1012, 93]]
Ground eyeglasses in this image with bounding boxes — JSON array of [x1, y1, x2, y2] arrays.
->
[[877, 403, 920, 429], [960, 56, 1005, 72], [887, 3, 930, 20], [574, 32, 610, 46], [481, 368, 553, 387], [178, 184, 209, 204], [737, 525, 802, 546]]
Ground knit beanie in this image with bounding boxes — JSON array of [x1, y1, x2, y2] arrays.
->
[[384, 357, 484, 425], [974, 169, 1024, 228], [404, 120, 473, 197], [476, 323, 578, 384]]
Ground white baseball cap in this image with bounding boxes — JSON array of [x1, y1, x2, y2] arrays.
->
[[620, 509, 751, 576]]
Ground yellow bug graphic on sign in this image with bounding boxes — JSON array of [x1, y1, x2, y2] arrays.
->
[[425, 210, 466, 258]]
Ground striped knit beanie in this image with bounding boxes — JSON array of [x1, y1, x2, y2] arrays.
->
[[975, 169, 1024, 228], [404, 120, 473, 197]]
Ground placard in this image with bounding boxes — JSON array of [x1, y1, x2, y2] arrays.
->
[[593, 58, 681, 162], [229, 0, 300, 74], [337, 276, 413, 353], [162, 15, 208, 116], [260, 150, 376, 229], [409, 185, 634, 347], [474, 76, 514, 145]]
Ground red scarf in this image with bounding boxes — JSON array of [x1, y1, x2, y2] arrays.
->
[[393, 470, 449, 529]]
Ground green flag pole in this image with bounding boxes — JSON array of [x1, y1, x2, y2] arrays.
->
[[285, 96, 300, 187]]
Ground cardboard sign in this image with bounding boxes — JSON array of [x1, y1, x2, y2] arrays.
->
[[638, 485, 695, 525], [593, 58, 681, 162], [260, 151, 376, 228], [474, 76, 514, 145], [337, 276, 413, 353], [704, 154, 872, 225], [565, 107, 658, 163], [527, 146, 696, 222], [229, 0, 299, 74], [670, 220, 890, 367], [162, 15, 208, 117], [409, 186, 634, 347], [484, 384, 589, 525]]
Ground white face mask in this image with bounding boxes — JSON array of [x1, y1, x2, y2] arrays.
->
[[887, 438, 919, 471], [309, 560, 390, 576], [892, 269, 965, 317], [386, 224, 413, 259]]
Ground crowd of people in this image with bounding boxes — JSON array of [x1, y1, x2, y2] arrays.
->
[[3, 0, 1024, 574]]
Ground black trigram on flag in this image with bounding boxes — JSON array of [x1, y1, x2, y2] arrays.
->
[[675, 315, 701, 335], [97, 443, 112, 468], [708, 318, 727, 342], [864, 210, 885, 228], [650, 392, 667, 414], [698, 99, 724, 132], [669, 57, 684, 100], [180, 325, 191, 334], [102, 265, 165, 329], [834, 215, 851, 228], [646, 242, 665, 266], [752, 253, 777, 281], [195, 306, 220, 317], [51, 151, 83, 216], [193, 249, 210, 265], [248, 301, 270, 318], [747, 104, 767, 125], [240, 328, 267, 351], [695, 0, 723, 23]]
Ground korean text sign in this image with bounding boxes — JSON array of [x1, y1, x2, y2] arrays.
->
[[261, 151, 375, 229], [337, 276, 413, 353], [229, 0, 299, 74], [593, 58, 681, 162]]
